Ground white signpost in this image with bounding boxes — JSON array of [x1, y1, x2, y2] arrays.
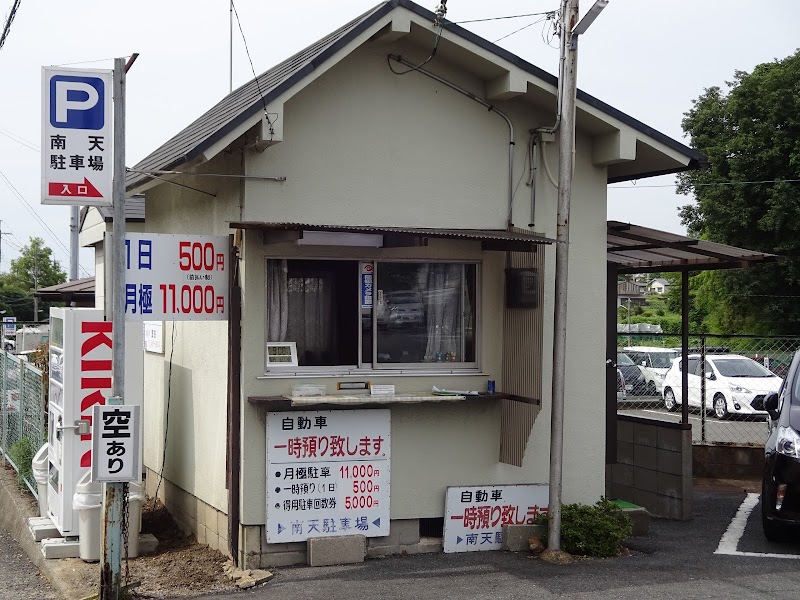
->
[[91, 405, 141, 483], [266, 409, 390, 543], [443, 483, 549, 553], [117, 233, 229, 321], [41, 67, 113, 207]]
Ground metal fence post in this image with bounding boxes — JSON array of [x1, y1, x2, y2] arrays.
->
[[16, 359, 22, 445], [700, 335, 706, 443], [1, 350, 6, 466]]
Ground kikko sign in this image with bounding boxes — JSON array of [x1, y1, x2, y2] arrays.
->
[[41, 67, 113, 206]]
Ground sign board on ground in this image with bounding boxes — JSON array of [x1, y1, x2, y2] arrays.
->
[[91, 404, 141, 483], [114, 233, 229, 321], [266, 409, 390, 543], [444, 483, 549, 553], [2, 316, 16, 337], [41, 67, 113, 206]]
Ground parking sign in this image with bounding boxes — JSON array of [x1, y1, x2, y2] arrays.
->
[[42, 67, 113, 206]]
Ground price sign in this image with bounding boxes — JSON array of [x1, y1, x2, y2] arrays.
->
[[116, 233, 229, 321], [266, 409, 390, 543]]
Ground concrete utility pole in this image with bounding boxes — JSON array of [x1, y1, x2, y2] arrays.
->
[[0, 220, 11, 273], [547, 0, 608, 552], [69, 205, 79, 281], [100, 54, 132, 600]]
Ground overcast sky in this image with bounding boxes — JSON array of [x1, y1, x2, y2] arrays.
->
[[0, 0, 797, 276]]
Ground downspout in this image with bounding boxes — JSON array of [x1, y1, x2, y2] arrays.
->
[[226, 236, 242, 565], [388, 55, 516, 228]]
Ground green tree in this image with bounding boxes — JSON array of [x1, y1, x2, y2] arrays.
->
[[676, 50, 800, 334], [0, 237, 66, 321]]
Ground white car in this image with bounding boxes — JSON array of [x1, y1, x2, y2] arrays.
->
[[623, 346, 679, 395], [661, 353, 783, 419]]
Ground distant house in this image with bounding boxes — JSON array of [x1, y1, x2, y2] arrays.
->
[[617, 280, 647, 308], [649, 278, 670, 294]]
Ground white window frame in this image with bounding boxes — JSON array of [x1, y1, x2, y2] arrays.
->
[[264, 257, 481, 375]]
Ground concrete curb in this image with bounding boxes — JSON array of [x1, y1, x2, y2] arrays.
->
[[0, 464, 88, 600]]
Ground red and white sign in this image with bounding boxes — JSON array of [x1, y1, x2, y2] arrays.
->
[[41, 67, 113, 206], [266, 409, 390, 543], [444, 484, 549, 553], [117, 233, 229, 321]]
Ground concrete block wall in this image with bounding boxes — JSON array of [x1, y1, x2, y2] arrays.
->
[[605, 416, 693, 520], [144, 467, 230, 557], [693, 444, 763, 479]]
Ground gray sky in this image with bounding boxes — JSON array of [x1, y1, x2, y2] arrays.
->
[[0, 0, 797, 276]]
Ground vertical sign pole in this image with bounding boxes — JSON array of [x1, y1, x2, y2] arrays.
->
[[100, 56, 127, 600], [69, 205, 79, 282]]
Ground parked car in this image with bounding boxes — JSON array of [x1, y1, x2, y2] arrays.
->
[[616, 352, 647, 395], [762, 350, 800, 541], [624, 346, 679, 395], [662, 353, 783, 419]]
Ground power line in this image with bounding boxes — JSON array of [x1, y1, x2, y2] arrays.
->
[[494, 17, 549, 43], [0, 168, 90, 277], [230, 0, 273, 133], [0, 0, 22, 51], [455, 10, 557, 24], [610, 178, 800, 189], [0, 128, 39, 152]]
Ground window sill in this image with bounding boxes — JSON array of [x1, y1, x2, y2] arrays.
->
[[257, 369, 488, 379]]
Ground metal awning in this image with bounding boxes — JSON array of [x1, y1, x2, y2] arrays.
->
[[230, 222, 554, 252], [607, 221, 780, 273]]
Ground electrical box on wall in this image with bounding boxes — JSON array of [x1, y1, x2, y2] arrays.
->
[[505, 268, 538, 308]]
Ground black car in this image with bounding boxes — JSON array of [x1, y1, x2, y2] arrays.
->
[[762, 350, 800, 541], [616, 352, 647, 395]]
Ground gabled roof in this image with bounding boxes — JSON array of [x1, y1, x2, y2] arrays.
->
[[34, 277, 95, 303], [78, 195, 145, 230], [127, 0, 702, 194]]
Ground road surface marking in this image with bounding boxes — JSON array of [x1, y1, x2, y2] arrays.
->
[[714, 493, 800, 559]]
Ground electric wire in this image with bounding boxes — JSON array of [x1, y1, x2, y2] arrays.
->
[[455, 10, 557, 24], [494, 17, 548, 43], [0, 168, 90, 277], [153, 321, 177, 504], [0, 0, 22, 51], [0, 128, 38, 152], [230, 0, 274, 135]]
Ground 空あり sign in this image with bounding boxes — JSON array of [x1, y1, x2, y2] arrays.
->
[[91, 404, 141, 483]]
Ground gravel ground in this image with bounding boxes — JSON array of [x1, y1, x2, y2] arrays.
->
[[0, 528, 58, 600]]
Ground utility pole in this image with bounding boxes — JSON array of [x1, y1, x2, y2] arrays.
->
[[0, 220, 11, 273], [547, 0, 608, 553], [69, 206, 79, 281], [33, 252, 39, 321]]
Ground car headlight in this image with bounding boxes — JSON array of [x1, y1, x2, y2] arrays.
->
[[776, 426, 800, 459], [728, 384, 751, 394]]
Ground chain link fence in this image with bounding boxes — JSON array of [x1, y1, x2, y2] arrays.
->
[[616, 333, 800, 447], [0, 349, 47, 497]]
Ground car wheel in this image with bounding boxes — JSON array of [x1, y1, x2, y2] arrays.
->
[[762, 481, 790, 542], [647, 381, 658, 397], [664, 388, 678, 412], [713, 394, 730, 420]]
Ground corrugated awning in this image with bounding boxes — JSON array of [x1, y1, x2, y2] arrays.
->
[[230, 222, 554, 252], [607, 221, 780, 273]]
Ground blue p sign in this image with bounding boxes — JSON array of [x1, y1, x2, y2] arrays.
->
[[49, 75, 105, 130]]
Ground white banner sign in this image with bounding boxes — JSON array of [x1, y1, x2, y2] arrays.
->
[[266, 409, 390, 543], [42, 67, 113, 206], [119, 233, 229, 321], [91, 404, 141, 483], [444, 484, 549, 553]]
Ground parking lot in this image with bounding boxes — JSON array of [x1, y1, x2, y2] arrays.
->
[[619, 396, 769, 446]]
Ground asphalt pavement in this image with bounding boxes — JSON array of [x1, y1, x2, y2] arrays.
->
[[0, 528, 58, 600], [201, 484, 800, 600]]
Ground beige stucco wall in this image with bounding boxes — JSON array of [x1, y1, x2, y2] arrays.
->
[[235, 40, 608, 525], [140, 151, 241, 512]]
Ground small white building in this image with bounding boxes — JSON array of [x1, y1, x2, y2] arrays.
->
[[121, 0, 701, 567], [649, 278, 670, 294]]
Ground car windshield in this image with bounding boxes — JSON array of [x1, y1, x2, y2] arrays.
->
[[713, 358, 775, 378], [650, 352, 678, 368], [617, 353, 635, 366]]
